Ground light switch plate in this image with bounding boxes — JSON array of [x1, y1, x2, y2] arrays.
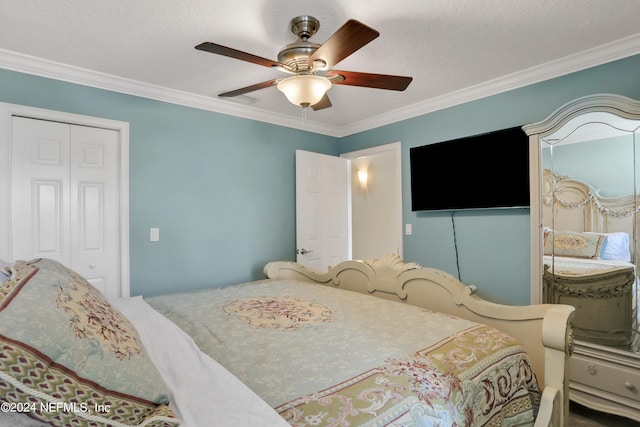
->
[[150, 227, 160, 242]]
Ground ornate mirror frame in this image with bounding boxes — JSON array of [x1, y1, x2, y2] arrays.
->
[[523, 93, 640, 303]]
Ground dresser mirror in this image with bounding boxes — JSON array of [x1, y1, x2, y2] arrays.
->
[[524, 94, 640, 420]]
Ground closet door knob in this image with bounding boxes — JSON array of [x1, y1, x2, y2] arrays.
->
[[89, 264, 96, 269]]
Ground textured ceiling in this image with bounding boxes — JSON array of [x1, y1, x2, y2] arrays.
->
[[1, 0, 640, 136]]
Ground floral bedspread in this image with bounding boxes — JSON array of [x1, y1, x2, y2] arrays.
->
[[146, 279, 539, 426], [277, 324, 537, 426]]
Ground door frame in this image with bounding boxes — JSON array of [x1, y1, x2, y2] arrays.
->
[[0, 102, 130, 297], [340, 141, 403, 259]]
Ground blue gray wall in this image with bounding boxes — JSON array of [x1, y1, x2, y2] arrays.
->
[[543, 135, 635, 197], [338, 54, 640, 304], [2, 53, 639, 303], [0, 69, 339, 296]]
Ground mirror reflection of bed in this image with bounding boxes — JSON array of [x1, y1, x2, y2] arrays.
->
[[525, 94, 640, 422], [541, 169, 638, 351]]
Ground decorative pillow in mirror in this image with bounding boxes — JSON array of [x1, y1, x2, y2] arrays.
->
[[543, 230, 606, 259]]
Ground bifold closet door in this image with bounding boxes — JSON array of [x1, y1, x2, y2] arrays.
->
[[10, 116, 119, 296]]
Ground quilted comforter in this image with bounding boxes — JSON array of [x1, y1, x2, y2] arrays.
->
[[147, 279, 539, 426]]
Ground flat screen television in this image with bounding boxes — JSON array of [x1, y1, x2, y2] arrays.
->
[[410, 126, 530, 211]]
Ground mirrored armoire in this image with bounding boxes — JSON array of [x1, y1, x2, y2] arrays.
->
[[524, 94, 640, 422]]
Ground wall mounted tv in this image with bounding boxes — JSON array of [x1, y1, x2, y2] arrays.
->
[[410, 126, 529, 212]]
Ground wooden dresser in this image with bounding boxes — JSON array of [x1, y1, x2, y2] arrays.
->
[[569, 341, 640, 422]]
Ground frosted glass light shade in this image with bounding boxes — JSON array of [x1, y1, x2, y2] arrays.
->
[[357, 169, 368, 189], [277, 75, 331, 108]]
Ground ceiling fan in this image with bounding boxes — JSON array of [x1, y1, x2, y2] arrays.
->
[[195, 16, 413, 110]]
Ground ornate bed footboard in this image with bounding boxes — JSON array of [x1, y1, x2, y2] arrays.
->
[[264, 254, 575, 427], [544, 263, 634, 346]]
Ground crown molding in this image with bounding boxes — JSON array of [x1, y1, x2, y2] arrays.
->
[[339, 33, 640, 137], [0, 49, 342, 137], [2, 33, 640, 138]]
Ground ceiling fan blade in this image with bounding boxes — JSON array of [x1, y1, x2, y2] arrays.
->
[[308, 19, 379, 69], [328, 70, 412, 91], [311, 94, 332, 111], [218, 79, 279, 97], [195, 42, 283, 69]]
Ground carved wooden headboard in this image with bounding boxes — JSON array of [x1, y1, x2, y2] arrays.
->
[[542, 168, 639, 259]]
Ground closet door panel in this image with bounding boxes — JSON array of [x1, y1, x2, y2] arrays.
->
[[33, 179, 63, 256], [11, 117, 71, 264], [70, 125, 119, 296]]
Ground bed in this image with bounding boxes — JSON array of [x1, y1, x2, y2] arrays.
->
[[1, 255, 574, 427], [541, 168, 639, 347]]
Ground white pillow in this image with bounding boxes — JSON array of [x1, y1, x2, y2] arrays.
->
[[587, 232, 631, 262]]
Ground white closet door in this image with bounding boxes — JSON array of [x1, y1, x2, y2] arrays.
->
[[11, 117, 72, 265], [69, 125, 119, 295], [11, 117, 120, 297]]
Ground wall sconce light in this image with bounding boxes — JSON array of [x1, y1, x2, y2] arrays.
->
[[357, 169, 368, 190]]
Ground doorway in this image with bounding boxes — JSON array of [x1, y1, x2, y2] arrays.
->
[[295, 142, 403, 271], [341, 142, 403, 260]]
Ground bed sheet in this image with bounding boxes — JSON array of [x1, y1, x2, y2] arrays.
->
[[147, 279, 540, 426], [543, 255, 635, 275], [111, 296, 290, 427]]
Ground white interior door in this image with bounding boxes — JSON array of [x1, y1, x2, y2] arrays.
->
[[11, 118, 71, 266], [69, 125, 119, 296], [295, 150, 349, 271], [11, 116, 120, 298]]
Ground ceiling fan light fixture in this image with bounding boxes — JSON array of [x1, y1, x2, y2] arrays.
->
[[277, 75, 331, 108]]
